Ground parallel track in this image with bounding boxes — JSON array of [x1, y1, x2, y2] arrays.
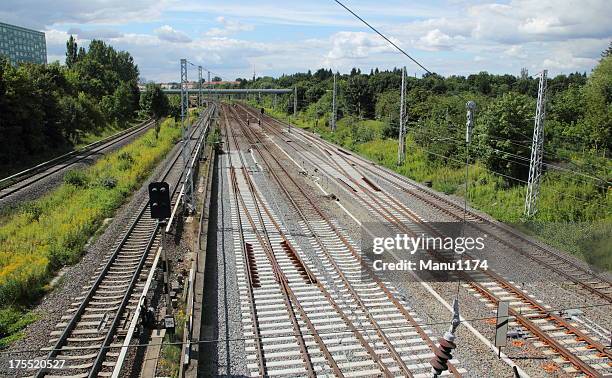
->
[[239, 103, 612, 376], [34, 110, 211, 378], [226, 104, 465, 377], [253, 107, 612, 303]]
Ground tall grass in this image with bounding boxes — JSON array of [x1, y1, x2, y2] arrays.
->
[[0, 118, 181, 312]]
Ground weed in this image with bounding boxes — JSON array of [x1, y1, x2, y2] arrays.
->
[[64, 170, 88, 187]]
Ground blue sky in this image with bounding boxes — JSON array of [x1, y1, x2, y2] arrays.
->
[[1, 0, 610, 82]]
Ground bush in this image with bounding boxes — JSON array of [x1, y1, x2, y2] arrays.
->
[[64, 169, 89, 187]]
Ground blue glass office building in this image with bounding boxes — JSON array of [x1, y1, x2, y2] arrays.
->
[[0, 22, 47, 65]]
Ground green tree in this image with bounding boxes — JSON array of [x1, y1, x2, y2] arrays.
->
[[140, 83, 169, 120], [65, 35, 78, 68], [345, 74, 373, 119], [581, 56, 612, 154], [602, 41, 612, 58], [374, 90, 400, 138], [140, 83, 169, 137], [476, 92, 534, 182]]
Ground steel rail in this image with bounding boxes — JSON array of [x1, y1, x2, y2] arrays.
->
[[227, 105, 388, 375], [229, 167, 317, 378], [0, 119, 154, 198], [346, 155, 612, 302], [231, 104, 461, 377], [221, 109, 268, 377], [305, 135, 611, 376], [89, 115, 209, 377], [36, 113, 207, 377], [238, 164, 352, 378], [230, 105, 403, 376], [384, 193, 611, 376], [227, 104, 390, 377], [226, 106, 323, 376], [264, 109, 612, 303], [112, 105, 214, 378]]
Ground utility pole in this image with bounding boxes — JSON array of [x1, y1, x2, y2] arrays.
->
[[180, 59, 193, 212], [398, 67, 407, 165], [464, 101, 476, 224], [293, 86, 297, 117], [207, 71, 211, 102], [525, 69, 548, 217], [331, 73, 337, 132], [198, 66, 202, 109]]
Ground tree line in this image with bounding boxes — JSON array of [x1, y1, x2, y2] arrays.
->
[[0, 37, 170, 175], [240, 51, 611, 185]]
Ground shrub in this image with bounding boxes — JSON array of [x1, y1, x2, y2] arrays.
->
[[64, 169, 89, 187]]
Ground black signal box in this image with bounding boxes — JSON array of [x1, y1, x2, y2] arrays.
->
[[148, 182, 171, 220]]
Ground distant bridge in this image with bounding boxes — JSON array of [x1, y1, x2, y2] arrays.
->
[[162, 88, 293, 95]]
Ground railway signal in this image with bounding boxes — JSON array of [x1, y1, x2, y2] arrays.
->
[[148, 182, 171, 219]]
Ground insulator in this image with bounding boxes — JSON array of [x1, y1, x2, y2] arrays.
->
[[430, 337, 456, 376]]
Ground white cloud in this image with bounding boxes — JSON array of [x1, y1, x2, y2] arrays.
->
[[324, 31, 394, 63], [154, 25, 192, 43], [66, 27, 123, 40], [416, 29, 464, 51], [0, 0, 168, 28], [504, 45, 527, 58], [2, 0, 610, 79], [206, 16, 254, 37]]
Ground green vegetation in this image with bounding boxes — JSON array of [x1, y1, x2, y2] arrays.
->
[[0, 119, 181, 346], [248, 54, 611, 270], [0, 37, 143, 177], [0, 307, 37, 348], [158, 308, 186, 377]]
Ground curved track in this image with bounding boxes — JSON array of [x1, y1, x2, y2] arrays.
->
[[245, 104, 612, 304]]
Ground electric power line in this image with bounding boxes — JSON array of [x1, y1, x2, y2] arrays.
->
[[332, 0, 431, 76], [408, 127, 611, 188]]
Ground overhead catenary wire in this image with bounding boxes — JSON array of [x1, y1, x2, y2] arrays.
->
[[408, 126, 611, 188], [332, 0, 432, 76], [331, 0, 608, 181]]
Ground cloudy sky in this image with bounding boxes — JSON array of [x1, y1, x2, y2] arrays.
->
[[1, 0, 610, 82]]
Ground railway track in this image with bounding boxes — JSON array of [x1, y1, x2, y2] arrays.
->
[[33, 110, 212, 378], [250, 107, 612, 304], [224, 104, 466, 377], [237, 103, 612, 376], [0, 120, 154, 200]]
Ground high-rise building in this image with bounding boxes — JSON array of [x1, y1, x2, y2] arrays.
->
[[0, 21, 47, 65]]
